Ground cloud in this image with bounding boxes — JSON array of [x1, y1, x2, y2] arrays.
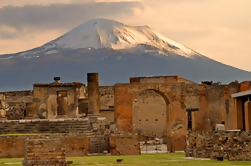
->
[[0, 2, 143, 30], [0, 1, 143, 54], [0, 0, 95, 7], [121, 0, 251, 71]]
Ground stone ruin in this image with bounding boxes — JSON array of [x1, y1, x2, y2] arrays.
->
[[23, 138, 68, 166], [185, 130, 251, 161], [0, 94, 6, 120], [0, 117, 109, 135], [0, 73, 141, 159], [1, 72, 251, 153]]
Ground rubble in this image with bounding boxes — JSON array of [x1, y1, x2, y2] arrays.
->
[[186, 131, 251, 161]]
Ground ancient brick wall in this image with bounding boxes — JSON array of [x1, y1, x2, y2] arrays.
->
[[98, 86, 115, 122], [0, 91, 33, 120], [114, 82, 197, 151], [130, 76, 195, 84], [0, 134, 90, 158], [23, 138, 68, 166], [186, 131, 251, 161], [109, 133, 140, 155], [0, 94, 6, 118], [114, 81, 240, 151], [0, 86, 114, 120], [177, 76, 196, 84], [5, 102, 26, 120], [33, 84, 85, 119], [0, 135, 25, 158], [239, 81, 251, 92], [132, 90, 166, 140], [0, 91, 33, 103], [0, 133, 139, 158]]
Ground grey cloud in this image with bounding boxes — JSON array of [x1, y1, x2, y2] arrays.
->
[[70, 0, 95, 3], [0, 31, 17, 39], [0, 2, 143, 31]]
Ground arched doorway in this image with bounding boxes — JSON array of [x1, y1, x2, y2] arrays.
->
[[132, 89, 170, 142], [114, 83, 186, 151]]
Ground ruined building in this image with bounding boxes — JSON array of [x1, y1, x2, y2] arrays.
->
[[0, 74, 251, 151], [0, 94, 6, 120]]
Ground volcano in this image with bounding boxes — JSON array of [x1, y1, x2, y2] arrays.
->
[[0, 18, 250, 91]]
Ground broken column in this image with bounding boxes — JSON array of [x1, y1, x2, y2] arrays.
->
[[0, 94, 7, 120], [87, 73, 100, 115]]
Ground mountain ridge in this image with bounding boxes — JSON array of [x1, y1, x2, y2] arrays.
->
[[0, 18, 250, 91]]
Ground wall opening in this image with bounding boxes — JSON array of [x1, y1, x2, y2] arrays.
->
[[187, 111, 192, 130], [132, 89, 169, 141], [100, 95, 115, 123], [24, 110, 26, 117], [78, 99, 88, 116]]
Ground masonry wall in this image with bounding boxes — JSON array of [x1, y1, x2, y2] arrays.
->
[[109, 134, 140, 155], [98, 86, 115, 122], [24, 139, 66, 163], [130, 76, 195, 84], [114, 81, 241, 151], [132, 90, 166, 140], [6, 102, 26, 120], [33, 85, 85, 119], [0, 91, 33, 120], [100, 111, 114, 122], [114, 82, 188, 151], [0, 134, 90, 158], [0, 86, 114, 120], [186, 131, 251, 161], [0, 133, 139, 158], [0, 94, 6, 118]]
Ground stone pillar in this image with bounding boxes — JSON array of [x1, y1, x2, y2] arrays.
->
[[25, 102, 38, 119], [87, 73, 100, 115], [244, 101, 251, 130], [235, 98, 243, 130], [0, 94, 7, 120]]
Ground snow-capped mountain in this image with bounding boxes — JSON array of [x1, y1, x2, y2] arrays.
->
[[0, 19, 199, 60], [0, 18, 250, 91], [48, 19, 196, 57]]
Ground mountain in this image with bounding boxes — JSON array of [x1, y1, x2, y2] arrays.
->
[[0, 18, 250, 91]]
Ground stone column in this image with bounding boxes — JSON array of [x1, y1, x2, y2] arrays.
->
[[235, 98, 243, 130], [244, 101, 251, 130], [87, 73, 100, 115], [0, 94, 7, 120]]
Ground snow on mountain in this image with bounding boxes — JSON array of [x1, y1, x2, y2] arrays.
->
[[44, 18, 197, 58], [1, 18, 251, 91]]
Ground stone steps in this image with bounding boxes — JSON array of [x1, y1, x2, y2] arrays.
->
[[0, 119, 100, 135]]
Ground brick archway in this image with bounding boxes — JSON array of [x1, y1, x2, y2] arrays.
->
[[114, 83, 187, 151], [132, 89, 170, 141]]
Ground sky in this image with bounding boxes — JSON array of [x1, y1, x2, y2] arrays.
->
[[0, 0, 250, 71]]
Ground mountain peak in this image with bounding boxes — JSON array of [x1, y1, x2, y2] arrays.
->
[[1, 19, 251, 92], [45, 18, 196, 57]]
